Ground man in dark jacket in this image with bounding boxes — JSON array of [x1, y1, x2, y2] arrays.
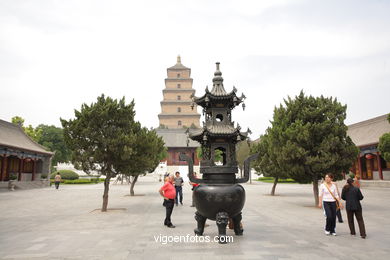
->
[[341, 178, 367, 238]]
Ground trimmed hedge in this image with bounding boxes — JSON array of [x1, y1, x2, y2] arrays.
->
[[50, 170, 79, 180], [257, 177, 297, 183], [64, 179, 105, 184], [64, 179, 93, 184]]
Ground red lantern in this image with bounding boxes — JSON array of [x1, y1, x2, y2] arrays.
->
[[365, 154, 374, 160]]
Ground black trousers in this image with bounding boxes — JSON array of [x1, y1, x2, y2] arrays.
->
[[164, 199, 174, 226], [323, 201, 337, 233], [55, 181, 60, 189], [175, 186, 183, 204], [346, 209, 366, 237]]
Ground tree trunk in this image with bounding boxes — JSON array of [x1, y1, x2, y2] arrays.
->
[[130, 175, 138, 196], [271, 176, 279, 196], [312, 178, 319, 206], [102, 174, 111, 212]]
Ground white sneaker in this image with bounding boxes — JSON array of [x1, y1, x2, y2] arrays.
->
[[331, 233, 337, 236], [325, 231, 330, 235]]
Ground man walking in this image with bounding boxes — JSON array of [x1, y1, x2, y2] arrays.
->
[[54, 172, 61, 190], [159, 174, 176, 228], [174, 171, 184, 206]]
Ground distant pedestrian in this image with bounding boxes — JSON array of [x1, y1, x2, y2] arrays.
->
[[318, 173, 343, 236], [54, 172, 61, 190], [159, 174, 176, 228], [174, 172, 184, 206], [341, 178, 367, 239], [189, 172, 199, 207]]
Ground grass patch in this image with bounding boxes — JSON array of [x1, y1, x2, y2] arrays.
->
[[257, 177, 297, 183]]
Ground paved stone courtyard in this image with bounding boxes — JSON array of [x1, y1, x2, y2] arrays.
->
[[1, 176, 390, 260]]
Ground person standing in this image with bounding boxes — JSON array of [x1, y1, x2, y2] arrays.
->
[[318, 173, 343, 236], [341, 178, 367, 239], [174, 172, 184, 206], [54, 172, 61, 190], [159, 174, 176, 228]]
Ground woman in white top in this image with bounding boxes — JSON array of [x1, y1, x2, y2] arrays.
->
[[318, 173, 343, 236]]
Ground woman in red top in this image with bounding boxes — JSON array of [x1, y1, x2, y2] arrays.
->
[[159, 175, 176, 228]]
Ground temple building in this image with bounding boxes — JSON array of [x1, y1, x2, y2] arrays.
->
[[0, 119, 53, 187], [156, 56, 201, 177], [348, 114, 390, 180]]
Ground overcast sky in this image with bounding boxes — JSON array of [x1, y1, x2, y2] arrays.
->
[[1, 0, 389, 139]]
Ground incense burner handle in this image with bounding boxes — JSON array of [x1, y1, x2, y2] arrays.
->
[[236, 153, 259, 183], [179, 153, 206, 184]]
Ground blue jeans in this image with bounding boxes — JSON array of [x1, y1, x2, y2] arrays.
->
[[175, 186, 183, 205]]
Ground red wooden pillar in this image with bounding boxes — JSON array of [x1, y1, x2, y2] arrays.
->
[[31, 159, 36, 181], [377, 152, 383, 180], [357, 155, 362, 179], [18, 158, 23, 181], [0, 155, 5, 181]]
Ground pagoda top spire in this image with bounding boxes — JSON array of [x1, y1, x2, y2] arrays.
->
[[191, 62, 246, 110], [210, 62, 227, 96], [168, 55, 189, 70]]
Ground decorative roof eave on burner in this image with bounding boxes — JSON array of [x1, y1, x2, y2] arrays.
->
[[188, 125, 251, 140], [191, 88, 245, 108]]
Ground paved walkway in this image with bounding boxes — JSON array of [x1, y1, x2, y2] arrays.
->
[[0, 175, 389, 260]]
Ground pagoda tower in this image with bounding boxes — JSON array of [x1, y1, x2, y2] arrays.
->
[[158, 56, 201, 129]]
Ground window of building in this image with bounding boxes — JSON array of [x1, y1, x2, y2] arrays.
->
[[177, 84, 181, 88], [178, 107, 181, 112], [177, 73, 180, 78], [177, 95, 181, 100], [178, 120, 182, 126]]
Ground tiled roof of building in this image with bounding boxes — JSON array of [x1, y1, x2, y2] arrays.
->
[[156, 128, 200, 148], [347, 114, 390, 147], [0, 119, 53, 155]]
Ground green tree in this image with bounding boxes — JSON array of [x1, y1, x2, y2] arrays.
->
[[11, 116, 24, 126], [119, 127, 167, 196], [61, 95, 141, 212], [378, 114, 390, 162], [251, 134, 290, 195], [11, 116, 42, 142], [36, 124, 72, 167], [378, 133, 390, 162], [236, 141, 251, 176], [267, 91, 358, 206]]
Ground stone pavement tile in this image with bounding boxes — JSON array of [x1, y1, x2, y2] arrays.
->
[[1, 176, 390, 259]]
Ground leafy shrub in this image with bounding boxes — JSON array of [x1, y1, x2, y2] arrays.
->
[[64, 179, 93, 184], [50, 179, 64, 183], [257, 177, 296, 183], [50, 170, 79, 180], [9, 174, 17, 180]]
